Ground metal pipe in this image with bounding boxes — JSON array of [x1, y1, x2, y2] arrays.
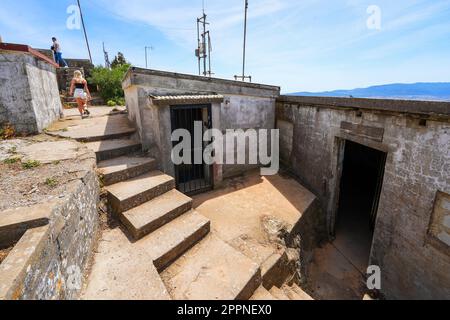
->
[[77, 0, 93, 64], [242, 0, 248, 79], [197, 18, 201, 75], [145, 46, 148, 68], [202, 13, 207, 76]]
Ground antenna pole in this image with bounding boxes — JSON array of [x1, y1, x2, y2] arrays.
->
[[242, 0, 248, 78], [234, 0, 252, 82], [145, 46, 153, 69], [202, 13, 207, 76], [195, 8, 213, 77], [197, 18, 201, 75], [77, 0, 93, 64]]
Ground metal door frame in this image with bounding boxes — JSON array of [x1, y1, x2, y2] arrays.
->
[[170, 104, 213, 195]]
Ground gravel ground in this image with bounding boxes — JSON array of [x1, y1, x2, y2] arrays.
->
[[0, 135, 95, 211]]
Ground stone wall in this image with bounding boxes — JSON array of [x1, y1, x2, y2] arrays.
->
[[276, 95, 450, 299], [123, 68, 280, 182], [0, 46, 62, 134], [0, 142, 99, 300]]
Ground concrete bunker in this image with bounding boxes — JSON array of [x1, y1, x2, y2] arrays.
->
[[122, 68, 280, 188], [276, 95, 450, 299]]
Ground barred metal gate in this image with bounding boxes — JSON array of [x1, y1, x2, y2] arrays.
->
[[170, 104, 213, 195]]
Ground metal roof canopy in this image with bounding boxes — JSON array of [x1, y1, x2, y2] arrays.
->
[[149, 94, 224, 106]]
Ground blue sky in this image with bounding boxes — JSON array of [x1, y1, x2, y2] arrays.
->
[[1, 0, 450, 93]]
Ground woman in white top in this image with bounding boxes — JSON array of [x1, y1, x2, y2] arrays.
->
[[69, 70, 91, 117]]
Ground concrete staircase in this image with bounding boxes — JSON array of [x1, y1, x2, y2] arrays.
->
[[82, 114, 263, 300], [251, 284, 313, 301]]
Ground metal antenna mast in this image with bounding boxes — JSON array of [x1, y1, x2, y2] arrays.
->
[[196, 3, 213, 77], [103, 42, 111, 69], [145, 46, 154, 69], [235, 0, 251, 82], [77, 0, 93, 64]]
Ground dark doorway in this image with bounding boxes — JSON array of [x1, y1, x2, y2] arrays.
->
[[171, 104, 213, 195], [335, 140, 387, 272]]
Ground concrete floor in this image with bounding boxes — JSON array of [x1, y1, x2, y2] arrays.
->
[[192, 170, 317, 266], [306, 182, 375, 300]]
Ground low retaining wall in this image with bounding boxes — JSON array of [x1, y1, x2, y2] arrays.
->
[[0, 143, 99, 300]]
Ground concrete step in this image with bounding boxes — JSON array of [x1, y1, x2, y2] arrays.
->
[[261, 250, 290, 290], [282, 285, 302, 300], [81, 211, 210, 300], [290, 284, 314, 300], [85, 139, 142, 162], [250, 286, 278, 300], [136, 210, 210, 272], [269, 286, 290, 300], [106, 171, 175, 214], [120, 189, 193, 240], [81, 228, 172, 300], [48, 114, 136, 142], [98, 155, 157, 186], [161, 233, 261, 300]]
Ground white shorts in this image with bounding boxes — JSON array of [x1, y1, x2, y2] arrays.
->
[[74, 88, 87, 100]]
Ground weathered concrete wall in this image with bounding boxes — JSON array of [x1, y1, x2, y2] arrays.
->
[[276, 95, 450, 299], [0, 50, 62, 133], [123, 68, 280, 182], [0, 145, 99, 300]]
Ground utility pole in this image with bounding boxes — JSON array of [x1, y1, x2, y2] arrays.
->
[[196, 7, 213, 77], [77, 0, 93, 64], [145, 46, 154, 69], [234, 0, 252, 82], [103, 42, 111, 69]]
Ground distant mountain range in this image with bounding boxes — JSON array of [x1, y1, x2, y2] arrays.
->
[[289, 82, 450, 102]]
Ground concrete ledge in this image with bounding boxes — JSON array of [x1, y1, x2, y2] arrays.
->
[[123, 67, 280, 98], [278, 95, 450, 119], [0, 203, 52, 249], [0, 43, 59, 68], [0, 225, 50, 300], [124, 67, 280, 92]]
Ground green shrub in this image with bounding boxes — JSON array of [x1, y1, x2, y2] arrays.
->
[[107, 100, 117, 107], [3, 157, 20, 164], [45, 178, 58, 188], [115, 97, 126, 106], [88, 63, 130, 103], [22, 160, 41, 169]]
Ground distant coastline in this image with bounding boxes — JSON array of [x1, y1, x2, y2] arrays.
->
[[288, 82, 450, 102]]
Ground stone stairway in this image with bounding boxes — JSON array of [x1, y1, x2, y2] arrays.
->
[[251, 284, 313, 301], [81, 114, 264, 300]]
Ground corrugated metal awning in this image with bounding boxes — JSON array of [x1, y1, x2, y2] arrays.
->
[[149, 94, 224, 106]]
